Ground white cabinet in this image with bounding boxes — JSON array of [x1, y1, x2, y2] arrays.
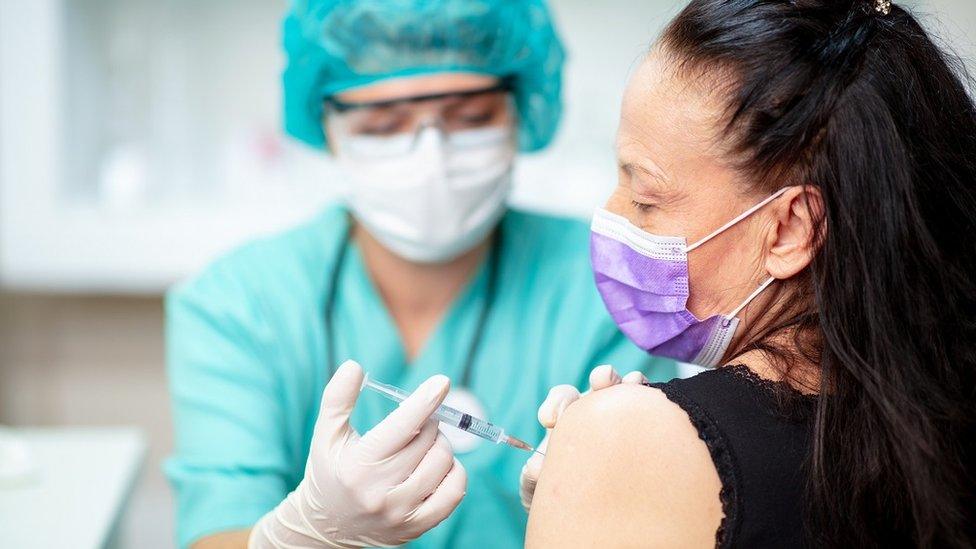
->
[[1, 0, 340, 293]]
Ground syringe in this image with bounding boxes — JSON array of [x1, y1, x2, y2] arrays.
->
[[361, 375, 535, 453]]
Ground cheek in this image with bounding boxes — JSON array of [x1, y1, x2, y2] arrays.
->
[[603, 186, 632, 217], [685, 246, 723, 314], [684, 223, 764, 316], [677, 189, 761, 316]]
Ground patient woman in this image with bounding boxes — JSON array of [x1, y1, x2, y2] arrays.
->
[[524, 0, 976, 546]]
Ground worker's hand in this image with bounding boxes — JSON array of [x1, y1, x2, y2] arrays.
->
[[250, 360, 467, 549], [518, 364, 648, 512]]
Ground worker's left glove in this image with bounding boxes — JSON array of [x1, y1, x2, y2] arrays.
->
[[518, 365, 648, 511]]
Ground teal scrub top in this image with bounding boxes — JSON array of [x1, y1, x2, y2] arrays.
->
[[165, 204, 677, 548]]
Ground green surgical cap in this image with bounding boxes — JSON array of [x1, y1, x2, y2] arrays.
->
[[282, 0, 566, 152]]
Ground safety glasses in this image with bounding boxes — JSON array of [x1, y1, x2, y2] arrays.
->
[[326, 82, 515, 158]]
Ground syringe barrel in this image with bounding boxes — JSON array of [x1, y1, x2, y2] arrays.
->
[[457, 414, 503, 443]]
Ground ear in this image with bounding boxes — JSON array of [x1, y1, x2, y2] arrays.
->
[[764, 185, 825, 280]]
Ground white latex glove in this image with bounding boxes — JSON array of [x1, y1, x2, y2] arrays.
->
[[518, 364, 648, 511], [250, 360, 467, 548]]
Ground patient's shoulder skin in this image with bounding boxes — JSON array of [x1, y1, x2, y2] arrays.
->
[[525, 383, 723, 548]]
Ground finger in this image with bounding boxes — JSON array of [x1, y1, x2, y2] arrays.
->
[[537, 385, 580, 429], [374, 419, 440, 476], [622, 371, 649, 384], [519, 448, 546, 511], [315, 360, 365, 438], [588, 364, 622, 391], [361, 374, 451, 459], [407, 459, 467, 533], [391, 432, 455, 506]]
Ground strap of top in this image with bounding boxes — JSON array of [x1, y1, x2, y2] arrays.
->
[[647, 365, 816, 549], [648, 375, 739, 548]]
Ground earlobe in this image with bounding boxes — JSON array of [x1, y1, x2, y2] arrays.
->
[[765, 185, 824, 280]]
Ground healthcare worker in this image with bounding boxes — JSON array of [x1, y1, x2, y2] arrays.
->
[[165, 1, 677, 548]]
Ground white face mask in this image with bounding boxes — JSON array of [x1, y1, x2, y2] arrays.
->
[[336, 126, 515, 263]]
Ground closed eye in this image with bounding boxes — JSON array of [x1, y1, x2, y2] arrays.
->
[[631, 200, 656, 212]]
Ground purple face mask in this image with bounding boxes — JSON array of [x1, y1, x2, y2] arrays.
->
[[590, 188, 787, 367]]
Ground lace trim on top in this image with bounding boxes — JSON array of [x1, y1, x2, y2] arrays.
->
[[726, 364, 816, 398], [648, 379, 739, 549], [727, 365, 819, 423]]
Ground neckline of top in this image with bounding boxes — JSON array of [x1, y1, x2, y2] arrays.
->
[[718, 364, 820, 401]]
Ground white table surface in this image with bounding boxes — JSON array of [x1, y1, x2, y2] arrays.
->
[[0, 427, 146, 549]]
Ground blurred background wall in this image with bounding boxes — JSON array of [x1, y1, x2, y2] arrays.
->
[[1, 0, 973, 547]]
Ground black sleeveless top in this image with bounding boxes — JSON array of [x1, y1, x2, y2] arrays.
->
[[648, 365, 816, 548]]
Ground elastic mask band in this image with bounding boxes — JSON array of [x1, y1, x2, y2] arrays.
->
[[685, 187, 791, 253], [726, 276, 776, 321]]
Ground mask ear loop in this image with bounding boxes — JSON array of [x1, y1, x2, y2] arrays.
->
[[685, 186, 791, 253], [722, 276, 777, 327]]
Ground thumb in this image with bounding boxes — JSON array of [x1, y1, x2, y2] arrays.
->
[[520, 433, 549, 512], [315, 360, 365, 438]]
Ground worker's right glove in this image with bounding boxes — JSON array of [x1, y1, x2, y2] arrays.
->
[[518, 364, 648, 512], [249, 359, 467, 548]]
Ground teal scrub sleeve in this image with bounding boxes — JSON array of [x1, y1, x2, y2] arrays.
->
[[165, 270, 291, 548]]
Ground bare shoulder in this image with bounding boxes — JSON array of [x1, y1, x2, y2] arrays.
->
[[525, 383, 723, 548]]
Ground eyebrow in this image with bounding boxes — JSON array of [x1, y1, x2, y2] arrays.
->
[[619, 161, 670, 184]]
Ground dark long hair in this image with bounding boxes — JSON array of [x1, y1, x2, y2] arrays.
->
[[661, 0, 976, 546]]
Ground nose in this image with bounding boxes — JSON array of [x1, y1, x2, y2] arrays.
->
[[408, 122, 449, 155]]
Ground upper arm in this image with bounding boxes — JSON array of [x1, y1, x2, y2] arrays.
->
[[166, 273, 291, 547], [525, 384, 723, 548]]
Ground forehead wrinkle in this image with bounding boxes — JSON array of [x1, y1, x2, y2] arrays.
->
[[617, 134, 672, 183]]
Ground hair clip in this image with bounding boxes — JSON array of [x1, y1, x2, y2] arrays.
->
[[874, 0, 892, 16]]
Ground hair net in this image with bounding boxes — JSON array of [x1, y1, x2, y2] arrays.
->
[[282, 0, 565, 152]]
